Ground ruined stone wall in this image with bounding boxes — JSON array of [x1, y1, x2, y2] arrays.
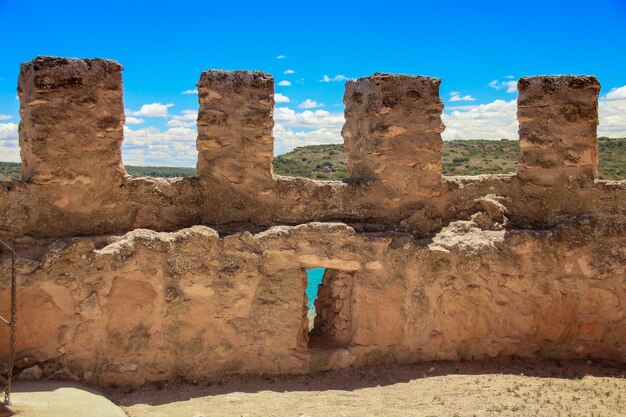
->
[[0, 57, 624, 387], [0, 221, 623, 386]]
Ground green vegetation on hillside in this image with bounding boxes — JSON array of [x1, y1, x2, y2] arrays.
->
[[273, 140, 520, 180], [598, 137, 626, 180], [273, 144, 348, 180], [0, 163, 197, 181], [0, 161, 19, 181], [1, 138, 623, 182], [271, 138, 625, 180], [125, 165, 196, 178], [442, 139, 519, 175]]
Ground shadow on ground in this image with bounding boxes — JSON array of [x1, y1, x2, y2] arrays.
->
[[109, 358, 626, 407]]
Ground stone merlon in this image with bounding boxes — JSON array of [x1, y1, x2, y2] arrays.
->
[[342, 73, 445, 196], [517, 75, 600, 186], [18, 56, 126, 187]]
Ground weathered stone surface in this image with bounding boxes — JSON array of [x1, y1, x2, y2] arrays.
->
[[342, 73, 444, 195], [18, 365, 43, 381], [517, 75, 600, 186], [18, 56, 126, 186], [311, 270, 354, 348], [0, 57, 624, 388], [0, 219, 623, 387], [196, 70, 274, 188]]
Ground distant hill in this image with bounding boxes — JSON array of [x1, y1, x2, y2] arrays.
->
[[272, 140, 521, 180], [1, 138, 624, 181], [273, 138, 625, 180], [0, 164, 197, 181]]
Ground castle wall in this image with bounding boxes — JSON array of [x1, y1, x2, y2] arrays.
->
[[0, 57, 624, 386], [0, 221, 623, 386]]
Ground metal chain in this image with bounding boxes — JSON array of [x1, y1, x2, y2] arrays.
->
[[0, 240, 16, 406]]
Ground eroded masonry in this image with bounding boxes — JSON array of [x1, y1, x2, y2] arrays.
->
[[0, 56, 624, 386]]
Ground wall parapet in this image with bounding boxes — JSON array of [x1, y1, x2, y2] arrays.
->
[[11, 57, 605, 191], [0, 56, 623, 241]]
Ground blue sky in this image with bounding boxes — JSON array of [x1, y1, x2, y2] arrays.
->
[[1, 0, 625, 166]]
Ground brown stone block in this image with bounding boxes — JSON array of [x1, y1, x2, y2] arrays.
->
[[18, 56, 126, 186], [196, 70, 274, 187], [517, 75, 600, 186], [342, 73, 444, 195]]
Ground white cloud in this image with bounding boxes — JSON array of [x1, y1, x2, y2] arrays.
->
[[488, 79, 518, 93], [278, 80, 291, 87], [123, 125, 197, 167], [129, 103, 174, 117], [296, 78, 305, 85], [181, 89, 198, 95], [125, 117, 144, 125], [320, 74, 351, 83], [442, 99, 518, 140], [0, 114, 12, 121], [167, 110, 198, 128], [0, 122, 18, 141], [605, 86, 626, 101], [272, 107, 344, 154], [284, 69, 295, 74], [276, 55, 286, 59], [449, 91, 476, 102], [275, 93, 290, 103], [298, 99, 324, 109], [599, 86, 626, 137], [274, 107, 344, 129], [504, 81, 518, 93], [273, 124, 342, 155], [0, 122, 19, 162]]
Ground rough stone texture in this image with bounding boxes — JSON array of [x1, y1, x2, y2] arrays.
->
[[18, 364, 43, 380], [310, 270, 354, 348], [342, 73, 444, 196], [0, 221, 623, 387], [18, 56, 126, 187], [517, 75, 600, 186], [0, 57, 624, 388], [196, 70, 274, 188]]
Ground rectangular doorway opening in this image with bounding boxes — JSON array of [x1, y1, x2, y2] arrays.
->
[[305, 268, 353, 349]]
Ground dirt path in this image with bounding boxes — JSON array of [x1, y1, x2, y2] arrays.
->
[[111, 359, 626, 417]]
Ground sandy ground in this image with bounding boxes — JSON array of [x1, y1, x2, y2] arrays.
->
[[109, 359, 626, 417], [11, 380, 126, 417]]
